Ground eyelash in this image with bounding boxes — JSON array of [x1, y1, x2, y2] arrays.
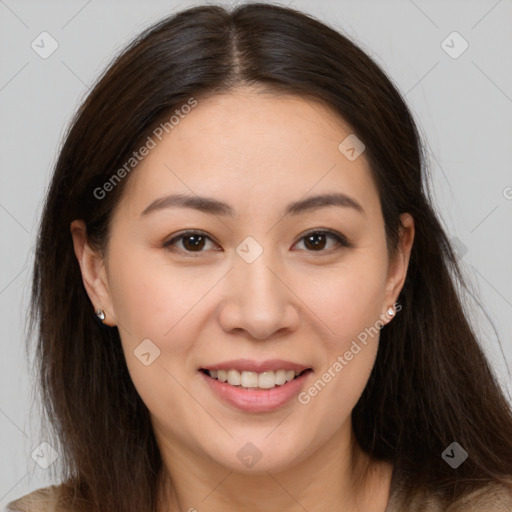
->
[[162, 229, 352, 256]]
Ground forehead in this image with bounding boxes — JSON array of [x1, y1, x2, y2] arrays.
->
[[115, 88, 380, 219]]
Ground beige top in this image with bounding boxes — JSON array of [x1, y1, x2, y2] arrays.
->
[[6, 472, 512, 511], [6, 486, 59, 512]]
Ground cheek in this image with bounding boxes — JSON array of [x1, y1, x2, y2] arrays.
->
[[106, 243, 233, 408], [295, 253, 388, 347], [292, 266, 385, 440], [107, 243, 223, 344], [292, 252, 387, 401], [106, 245, 214, 420]]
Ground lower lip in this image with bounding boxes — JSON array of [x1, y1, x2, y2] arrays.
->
[[200, 371, 312, 413]]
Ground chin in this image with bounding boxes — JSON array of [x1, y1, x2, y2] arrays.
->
[[203, 435, 312, 475]]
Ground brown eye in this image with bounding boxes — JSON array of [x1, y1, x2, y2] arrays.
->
[[303, 233, 328, 250], [163, 231, 217, 254], [294, 230, 350, 253], [181, 234, 206, 251]]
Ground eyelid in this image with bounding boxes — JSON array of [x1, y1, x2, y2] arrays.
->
[[163, 228, 351, 254]]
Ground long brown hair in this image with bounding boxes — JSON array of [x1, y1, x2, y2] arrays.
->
[[28, 3, 512, 510]]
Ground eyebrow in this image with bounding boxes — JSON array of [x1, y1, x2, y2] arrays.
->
[[140, 192, 365, 218]]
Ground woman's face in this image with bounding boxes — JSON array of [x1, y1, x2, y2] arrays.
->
[[73, 87, 413, 474]]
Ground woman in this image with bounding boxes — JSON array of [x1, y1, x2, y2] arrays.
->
[[7, 2, 512, 511]]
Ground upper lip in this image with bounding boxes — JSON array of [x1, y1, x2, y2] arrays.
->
[[201, 359, 311, 373]]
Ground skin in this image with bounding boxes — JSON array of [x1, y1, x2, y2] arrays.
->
[[71, 86, 414, 512]]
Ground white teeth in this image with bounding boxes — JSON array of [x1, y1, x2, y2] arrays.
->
[[227, 369, 241, 386], [241, 371, 258, 388], [207, 369, 306, 389], [258, 371, 275, 389], [285, 370, 295, 382], [275, 369, 286, 385]]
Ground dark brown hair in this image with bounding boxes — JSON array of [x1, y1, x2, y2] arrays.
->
[[28, 2, 512, 511]]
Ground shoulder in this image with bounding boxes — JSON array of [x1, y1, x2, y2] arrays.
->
[[5, 483, 82, 512], [6, 485, 60, 511], [447, 481, 512, 511], [387, 466, 512, 511]]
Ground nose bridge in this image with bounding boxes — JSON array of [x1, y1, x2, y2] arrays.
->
[[235, 235, 283, 308], [219, 234, 298, 339]]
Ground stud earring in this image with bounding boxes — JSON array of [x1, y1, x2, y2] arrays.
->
[[96, 309, 106, 321], [387, 306, 395, 317]]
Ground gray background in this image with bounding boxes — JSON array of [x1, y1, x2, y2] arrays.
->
[[1, 0, 511, 506]]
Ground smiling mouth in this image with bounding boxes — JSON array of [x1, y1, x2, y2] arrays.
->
[[200, 368, 312, 390]]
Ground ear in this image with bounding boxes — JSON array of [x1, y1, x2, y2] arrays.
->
[[383, 213, 415, 317], [70, 220, 117, 327]]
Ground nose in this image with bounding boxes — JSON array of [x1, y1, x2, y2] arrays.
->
[[217, 248, 300, 340]]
